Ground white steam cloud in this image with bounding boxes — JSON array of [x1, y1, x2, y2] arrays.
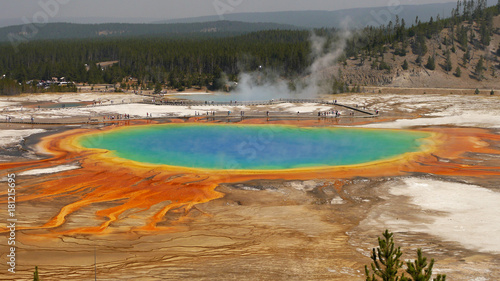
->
[[232, 28, 352, 100]]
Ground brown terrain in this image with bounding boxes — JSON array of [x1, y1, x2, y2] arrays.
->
[[333, 15, 500, 90]]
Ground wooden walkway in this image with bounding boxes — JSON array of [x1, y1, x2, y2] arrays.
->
[[1, 98, 378, 125], [146, 98, 377, 115], [334, 103, 375, 115], [0, 113, 376, 126]]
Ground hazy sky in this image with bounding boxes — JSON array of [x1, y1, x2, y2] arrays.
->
[[1, 0, 459, 21]]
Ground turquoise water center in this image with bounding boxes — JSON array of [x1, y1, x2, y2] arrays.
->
[[77, 124, 430, 170]]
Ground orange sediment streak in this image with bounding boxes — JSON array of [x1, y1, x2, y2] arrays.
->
[[0, 120, 499, 236]]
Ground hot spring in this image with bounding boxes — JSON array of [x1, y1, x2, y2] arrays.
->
[[168, 92, 293, 102], [77, 124, 431, 170]]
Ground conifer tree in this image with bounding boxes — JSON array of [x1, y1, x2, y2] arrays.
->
[[457, 25, 468, 48], [462, 49, 470, 65], [34, 266, 40, 281], [455, 66, 462, 77], [444, 52, 453, 72], [405, 249, 446, 281], [154, 83, 162, 94], [365, 231, 447, 281], [416, 55, 423, 65], [365, 230, 405, 281], [475, 56, 485, 80], [402, 59, 409, 70], [425, 56, 436, 70]]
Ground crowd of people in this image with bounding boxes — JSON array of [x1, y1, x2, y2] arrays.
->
[[5, 116, 35, 123], [2, 98, 379, 124], [103, 114, 131, 120], [318, 110, 342, 117]]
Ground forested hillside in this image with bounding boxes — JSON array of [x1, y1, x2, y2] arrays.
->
[[329, 0, 500, 91], [0, 21, 297, 42], [1, 0, 499, 95], [0, 30, 310, 95]]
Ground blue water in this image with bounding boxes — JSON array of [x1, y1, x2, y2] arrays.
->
[[169, 92, 296, 102], [42, 102, 87, 108], [78, 124, 429, 170]]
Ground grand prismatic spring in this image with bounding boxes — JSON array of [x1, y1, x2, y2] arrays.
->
[[76, 124, 431, 170], [2, 119, 499, 235], [1, 116, 500, 280]]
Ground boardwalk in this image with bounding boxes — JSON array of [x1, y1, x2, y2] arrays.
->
[[145, 98, 377, 115], [0, 97, 378, 125]]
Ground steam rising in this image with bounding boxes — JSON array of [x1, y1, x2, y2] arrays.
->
[[233, 28, 352, 100]]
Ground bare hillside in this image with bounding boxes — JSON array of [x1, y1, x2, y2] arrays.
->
[[336, 15, 500, 90]]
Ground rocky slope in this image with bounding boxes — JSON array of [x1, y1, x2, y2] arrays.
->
[[333, 15, 500, 90]]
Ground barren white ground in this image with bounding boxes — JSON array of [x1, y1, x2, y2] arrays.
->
[[1, 92, 340, 120], [386, 178, 500, 254]]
